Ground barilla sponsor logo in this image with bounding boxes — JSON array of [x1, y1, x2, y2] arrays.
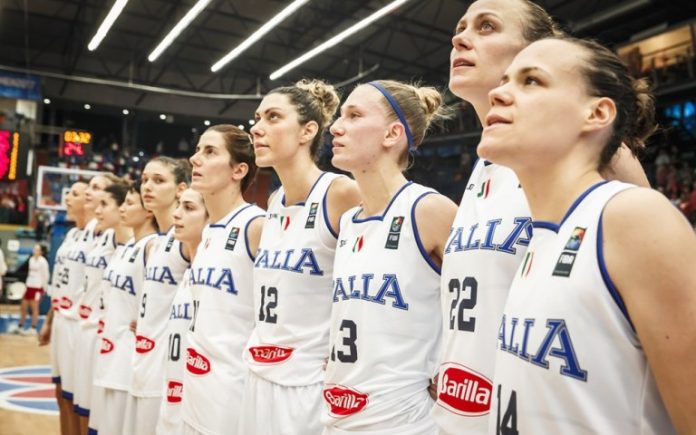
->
[[186, 348, 211, 375], [78, 305, 92, 319], [97, 320, 104, 334], [59, 297, 72, 310], [323, 385, 369, 417], [166, 381, 183, 403], [248, 345, 294, 364], [51, 298, 59, 311], [100, 338, 114, 354], [437, 363, 492, 416], [135, 335, 155, 353]]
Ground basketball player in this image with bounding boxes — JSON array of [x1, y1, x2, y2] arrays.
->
[[39, 180, 87, 435], [156, 188, 207, 435], [433, 2, 650, 433], [19, 244, 49, 334], [182, 125, 264, 435], [81, 182, 132, 435], [321, 80, 456, 433], [481, 36, 696, 434], [93, 182, 158, 435], [125, 157, 190, 435], [239, 80, 361, 435]]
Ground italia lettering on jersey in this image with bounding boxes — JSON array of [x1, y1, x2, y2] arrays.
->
[[497, 315, 587, 381], [85, 255, 108, 269], [188, 267, 236, 294], [144, 265, 178, 285], [107, 272, 136, 295], [170, 302, 192, 320], [331, 274, 409, 310], [66, 250, 87, 264], [445, 217, 531, 256], [254, 248, 324, 276]]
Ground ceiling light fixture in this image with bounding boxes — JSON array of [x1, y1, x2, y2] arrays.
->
[[204, 120, 211, 126], [270, 0, 411, 80], [43, 98, 51, 104], [122, 109, 129, 115], [84, 104, 91, 110], [211, 0, 310, 73], [87, 0, 130, 51], [148, 0, 214, 62]]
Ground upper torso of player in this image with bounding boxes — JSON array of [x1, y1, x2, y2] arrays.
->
[[49, 227, 80, 311], [489, 180, 675, 435], [323, 181, 442, 430], [59, 218, 99, 320], [131, 227, 190, 397], [78, 229, 116, 325], [434, 160, 532, 434], [26, 255, 50, 289], [245, 172, 343, 386]]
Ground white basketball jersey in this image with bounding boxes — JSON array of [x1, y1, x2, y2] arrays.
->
[[156, 267, 193, 435], [434, 160, 532, 434], [94, 234, 157, 391], [59, 218, 98, 320], [49, 227, 80, 311], [183, 203, 264, 434], [131, 227, 190, 397], [78, 229, 116, 328], [245, 172, 342, 386], [489, 181, 676, 435], [322, 182, 441, 431]]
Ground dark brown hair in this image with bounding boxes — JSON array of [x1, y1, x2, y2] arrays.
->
[[149, 156, 191, 185], [268, 79, 340, 160], [205, 124, 258, 192], [518, 0, 564, 42]]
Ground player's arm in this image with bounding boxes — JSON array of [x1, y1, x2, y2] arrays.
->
[[246, 216, 265, 260], [414, 193, 458, 268], [601, 144, 650, 187], [603, 188, 696, 433], [39, 308, 53, 346], [326, 177, 362, 236]]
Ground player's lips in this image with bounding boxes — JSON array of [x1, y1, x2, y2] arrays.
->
[[485, 113, 512, 128], [142, 194, 154, 201], [192, 171, 202, 178], [451, 57, 475, 69]]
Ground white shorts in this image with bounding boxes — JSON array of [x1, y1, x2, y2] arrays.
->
[[74, 324, 99, 414], [237, 371, 324, 435], [183, 422, 205, 435], [101, 388, 128, 435], [88, 385, 105, 435], [156, 385, 184, 435], [55, 316, 78, 400], [123, 394, 162, 435], [49, 315, 61, 383]]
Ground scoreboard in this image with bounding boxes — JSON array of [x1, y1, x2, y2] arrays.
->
[[0, 129, 20, 181], [60, 129, 92, 157]]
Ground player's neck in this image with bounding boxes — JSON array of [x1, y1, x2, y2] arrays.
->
[[132, 222, 157, 242], [153, 205, 176, 234], [113, 224, 132, 244], [203, 185, 246, 224], [353, 165, 408, 217], [275, 157, 322, 206]]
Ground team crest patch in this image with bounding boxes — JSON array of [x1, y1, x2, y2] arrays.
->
[[477, 179, 491, 199], [225, 227, 240, 251], [520, 251, 534, 277], [280, 215, 291, 231], [305, 202, 319, 229], [564, 227, 586, 251], [164, 236, 175, 252], [353, 235, 364, 253], [385, 216, 404, 250], [0, 366, 58, 415], [128, 247, 140, 263]]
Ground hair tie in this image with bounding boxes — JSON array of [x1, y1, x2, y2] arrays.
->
[[368, 81, 414, 150]]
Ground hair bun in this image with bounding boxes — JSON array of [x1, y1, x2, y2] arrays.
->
[[295, 79, 340, 126]]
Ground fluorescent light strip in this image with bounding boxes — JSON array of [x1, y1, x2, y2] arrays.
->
[[211, 0, 310, 72], [148, 0, 214, 62], [87, 0, 130, 51], [270, 0, 410, 80]]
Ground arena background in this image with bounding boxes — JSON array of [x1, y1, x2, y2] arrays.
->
[[1, 0, 696, 432]]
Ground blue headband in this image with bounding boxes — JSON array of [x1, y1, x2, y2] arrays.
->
[[368, 81, 414, 150]]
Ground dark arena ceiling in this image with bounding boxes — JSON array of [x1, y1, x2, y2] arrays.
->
[[2, 0, 696, 122]]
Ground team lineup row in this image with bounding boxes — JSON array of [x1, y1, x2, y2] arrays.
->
[[39, 1, 696, 435]]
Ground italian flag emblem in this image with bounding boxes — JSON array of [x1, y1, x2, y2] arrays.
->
[[281, 215, 291, 231], [353, 235, 364, 253], [520, 251, 534, 277], [477, 179, 491, 198]]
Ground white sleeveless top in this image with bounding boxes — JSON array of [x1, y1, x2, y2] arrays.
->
[[131, 227, 190, 397], [322, 182, 442, 431], [434, 160, 532, 434], [244, 172, 342, 386], [489, 181, 676, 435], [156, 267, 193, 435], [182, 203, 264, 434], [59, 218, 98, 320], [94, 234, 157, 391], [78, 229, 115, 328], [49, 227, 80, 311]]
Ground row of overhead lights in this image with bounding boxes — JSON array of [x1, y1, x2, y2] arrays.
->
[[86, 0, 411, 80]]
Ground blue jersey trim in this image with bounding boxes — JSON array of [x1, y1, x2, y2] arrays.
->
[[352, 181, 413, 223], [281, 171, 328, 207], [51, 376, 61, 384], [61, 389, 73, 400], [244, 214, 265, 261], [411, 191, 441, 275], [88, 428, 98, 435], [322, 177, 341, 239], [75, 404, 90, 416], [178, 239, 190, 263], [597, 211, 635, 331], [533, 180, 609, 232]]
